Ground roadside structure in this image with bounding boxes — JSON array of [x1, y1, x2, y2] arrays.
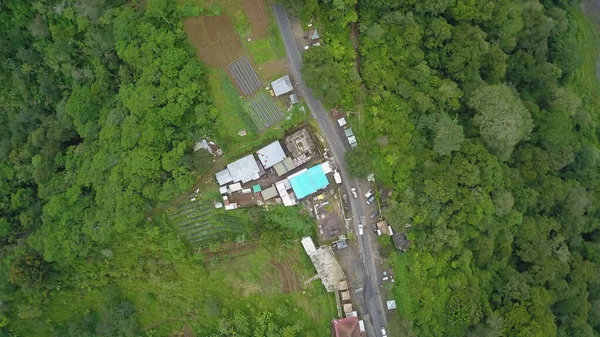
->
[[271, 75, 294, 96], [288, 164, 329, 199], [301, 236, 345, 292], [332, 316, 363, 337]]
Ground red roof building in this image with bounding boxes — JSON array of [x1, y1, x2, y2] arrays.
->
[[332, 316, 362, 337]]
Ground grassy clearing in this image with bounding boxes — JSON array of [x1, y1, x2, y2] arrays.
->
[[245, 38, 277, 64], [269, 23, 286, 59], [208, 69, 258, 143], [568, 7, 600, 136]]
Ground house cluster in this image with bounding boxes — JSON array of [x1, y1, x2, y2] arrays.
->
[[215, 128, 342, 209]]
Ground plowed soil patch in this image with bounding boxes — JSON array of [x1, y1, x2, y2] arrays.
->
[[183, 15, 244, 70], [271, 259, 301, 294], [243, 0, 269, 39]]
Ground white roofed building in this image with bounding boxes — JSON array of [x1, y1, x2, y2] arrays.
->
[[227, 154, 261, 184], [256, 141, 286, 169], [271, 75, 294, 96]]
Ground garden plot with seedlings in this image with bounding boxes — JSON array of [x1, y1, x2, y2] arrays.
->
[[227, 55, 263, 95], [166, 199, 251, 248], [243, 91, 285, 131]]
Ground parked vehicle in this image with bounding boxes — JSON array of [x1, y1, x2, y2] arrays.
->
[[381, 328, 387, 337], [358, 224, 364, 235], [372, 223, 378, 232], [366, 195, 375, 204], [364, 189, 373, 198], [351, 187, 358, 198], [369, 210, 379, 219]]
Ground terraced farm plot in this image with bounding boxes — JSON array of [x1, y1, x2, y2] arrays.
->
[[227, 56, 262, 95], [167, 200, 249, 248], [243, 92, 285, 131]]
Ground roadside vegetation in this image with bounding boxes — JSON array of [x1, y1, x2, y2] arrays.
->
[[0, 0, 331, 335], [285, 0, 600, 335]]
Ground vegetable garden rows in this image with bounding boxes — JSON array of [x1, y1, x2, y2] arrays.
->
[[167, 200, 249, 248], [244, 91, 285, 131]]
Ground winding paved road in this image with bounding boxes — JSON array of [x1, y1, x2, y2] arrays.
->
[[272, 4, 388, 336]]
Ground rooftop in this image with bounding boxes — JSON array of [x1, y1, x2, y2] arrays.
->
[[285, 128, 315, 158], [301, 236, 345, 292], [271, 75, 293, 96], [261, 186, 278, 201], [332, 316, 361, 337], [227, 154, 261, 184], [273, 157, 295, 176], [216, 169, 233, 186], [289, 164, 329, 199], [256, 140, 287, 169]]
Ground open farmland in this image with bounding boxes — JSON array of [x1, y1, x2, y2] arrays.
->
[[243, 91, 285, 131], [227, 55, 262, 95], [166, 200, 251, 248]]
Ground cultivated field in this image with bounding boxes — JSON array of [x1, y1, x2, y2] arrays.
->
[[166, 199, 249, 247], [183, 15, 244, 69], [243, 91, 285, 131], [227, 55, 263, 95]]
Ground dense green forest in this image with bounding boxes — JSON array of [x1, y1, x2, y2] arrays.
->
[[0, 0, 331, 336], [287, 0, 600, 335]]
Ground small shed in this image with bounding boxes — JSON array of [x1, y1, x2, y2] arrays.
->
[[341, 290, 351, 301], [334, 171, 342, 184], [343, 303, 353, 314], [289, 93, 299, 105], [338, 280, 348, 291], [271, 75, 293, 96], [348, 136, 357, 146], [261, 186, 278, 201], [337, 117, 347, 127], [252, 184, 262, 193], [387, 300, 397, 310]]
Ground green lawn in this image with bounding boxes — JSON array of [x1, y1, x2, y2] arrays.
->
[[245, 38, 278, 64]]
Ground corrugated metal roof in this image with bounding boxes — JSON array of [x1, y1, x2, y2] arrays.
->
[[261, 186, 278, 200], [227, 154, 261, 183], [271, 75, 293, 96], [256, 141, 286, 169], [216, 169, 233, 186]]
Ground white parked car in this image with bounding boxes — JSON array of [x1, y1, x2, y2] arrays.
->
[[364, 189, 373, 198], [381, 328, 387, 337], [358, 224, 364, 236], [351, 188, 358, 198]]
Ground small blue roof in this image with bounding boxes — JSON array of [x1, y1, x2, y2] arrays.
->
[[289, 164, 329, 199]]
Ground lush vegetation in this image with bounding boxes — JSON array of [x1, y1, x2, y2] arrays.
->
[[0, 0, 330, 335], [290, 0, 600, 335]]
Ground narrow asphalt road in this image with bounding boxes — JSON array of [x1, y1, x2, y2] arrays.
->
[[272, 4, 388, 336]]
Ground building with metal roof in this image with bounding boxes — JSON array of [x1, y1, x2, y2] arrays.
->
[[227, 154, 261, 183], [256, 141, 286, 169], [261, 186, 278, 201], [288, 164, 329, 199], [216, 168, 233, 186], [271, 75, 293, 96], [273, 157, 295, 176]]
